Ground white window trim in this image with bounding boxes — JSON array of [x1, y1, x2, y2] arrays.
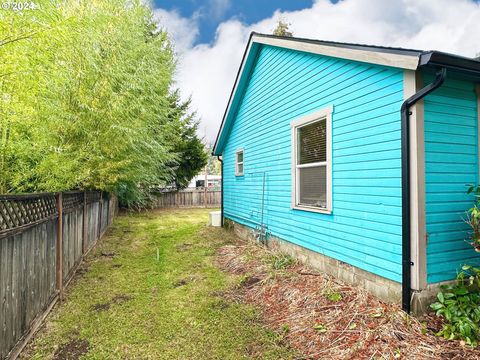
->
[[290, 106, 333, 214], [235, 148, 244, 176]]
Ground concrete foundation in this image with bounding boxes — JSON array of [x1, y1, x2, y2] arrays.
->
[[227, 218, 450, 314], [411, 281, 456, 315]]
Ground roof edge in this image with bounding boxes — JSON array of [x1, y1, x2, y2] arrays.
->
[[251, 33, 420, 71], [419, 50, 480, 75], [251, 32, 424, 57]]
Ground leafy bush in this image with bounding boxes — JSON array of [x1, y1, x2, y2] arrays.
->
[[466, 185, 480, 251], [430, 266, 480, 346]]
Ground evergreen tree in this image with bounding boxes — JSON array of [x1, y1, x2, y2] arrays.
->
[[273, 20, 293, 37]]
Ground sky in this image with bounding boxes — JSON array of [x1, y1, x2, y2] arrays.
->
[[152, 0, 480, 143]]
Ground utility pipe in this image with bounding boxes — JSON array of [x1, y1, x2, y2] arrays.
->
[[401, 68, 447, 313], [217, 156, 224, 227]]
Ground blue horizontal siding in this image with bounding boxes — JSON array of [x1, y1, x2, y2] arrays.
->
[[424, 75, 479, 283], [223, 44, 404, 283]]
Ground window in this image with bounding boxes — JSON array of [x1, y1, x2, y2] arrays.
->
[[235, 149, 244, 176], [291, 107, 332, 213]]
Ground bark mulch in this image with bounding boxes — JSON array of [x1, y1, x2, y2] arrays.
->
[[216, 241, 480, 360]]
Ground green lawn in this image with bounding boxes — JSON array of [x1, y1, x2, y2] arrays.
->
[[22, 209, 294, 360]]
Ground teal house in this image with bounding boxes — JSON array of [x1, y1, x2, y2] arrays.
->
[[212, 33, 480, 313]]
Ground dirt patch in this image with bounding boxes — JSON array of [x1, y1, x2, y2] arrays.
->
[[53, 339, 89, 360], [100, 251, 116, 258], [245, 342, 266, 358], [172, 276, 198, 288], [210, 299, 230, 311], [91, 302, 110, 312], [76, 266, 89, 275], [216, 240, 480, 359], [91, 294, 133, 312], [173, 279, 188, 288], [71, 265, 89, 282], [239, 275, 262, 288], [112, 294, 133, 304], [176, 243, 193, 252]]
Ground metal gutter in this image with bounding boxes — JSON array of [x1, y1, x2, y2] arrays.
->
[[401, 68, 447, 313], [419, 51, 480, 76]]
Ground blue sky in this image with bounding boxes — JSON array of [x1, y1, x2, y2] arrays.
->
[[154, 0, 314, 44]]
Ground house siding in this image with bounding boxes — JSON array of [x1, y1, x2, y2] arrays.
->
[[222, 44, 405, 283], [424, 75, 479, 283]]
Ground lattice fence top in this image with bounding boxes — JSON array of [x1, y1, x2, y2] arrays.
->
[[86, 191, 102, 204], [63, 192, 84, 212], [0, 194, 58, 235]]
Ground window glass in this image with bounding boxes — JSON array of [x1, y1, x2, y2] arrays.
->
[[237, 151, 243, 163], [236, 150, 244, 176], [298, 165, 327, 207], [298, 119, 326, 165]]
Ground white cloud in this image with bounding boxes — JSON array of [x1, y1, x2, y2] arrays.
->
[[209, 0, 231, 20], [153, 8, 200, 53], [174, 20, 250, 143], [156, 0, 480, 142]]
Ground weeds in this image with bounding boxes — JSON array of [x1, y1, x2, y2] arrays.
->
[[323, 287, 343, 302], [267, 253, 296, 270]]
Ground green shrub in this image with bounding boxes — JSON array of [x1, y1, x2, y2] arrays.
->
[[323, 288, 342, 302], [268, 253, 296, 270], [430, 266, 480, 346]]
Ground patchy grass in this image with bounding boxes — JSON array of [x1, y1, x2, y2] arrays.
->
[[21, 209, 296, 360]]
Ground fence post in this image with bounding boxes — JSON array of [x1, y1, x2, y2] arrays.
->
[[82, 191, 87, 254], [98, 192, 103, 239], [204, 169, 208, 208], [56, 192, 64, 301]]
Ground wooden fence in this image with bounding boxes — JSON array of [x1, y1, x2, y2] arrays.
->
[[152, 189, 221, 208], [0, 191, 117, 360]]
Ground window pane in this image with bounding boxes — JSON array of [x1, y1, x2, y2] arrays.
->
[[237, 151, 243, 163], [299, 165, 326, 207], [298, 119, 326, 165], [237, 163, 244, 175]]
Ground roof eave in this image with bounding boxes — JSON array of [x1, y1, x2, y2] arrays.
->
[[419, 51, 480, 76], [251, 33, 420, 71]]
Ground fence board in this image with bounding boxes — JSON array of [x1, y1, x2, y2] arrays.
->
[[0, 191, 117, 359], [62, 207, 83, 282], [152, 189, 221, 209]]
